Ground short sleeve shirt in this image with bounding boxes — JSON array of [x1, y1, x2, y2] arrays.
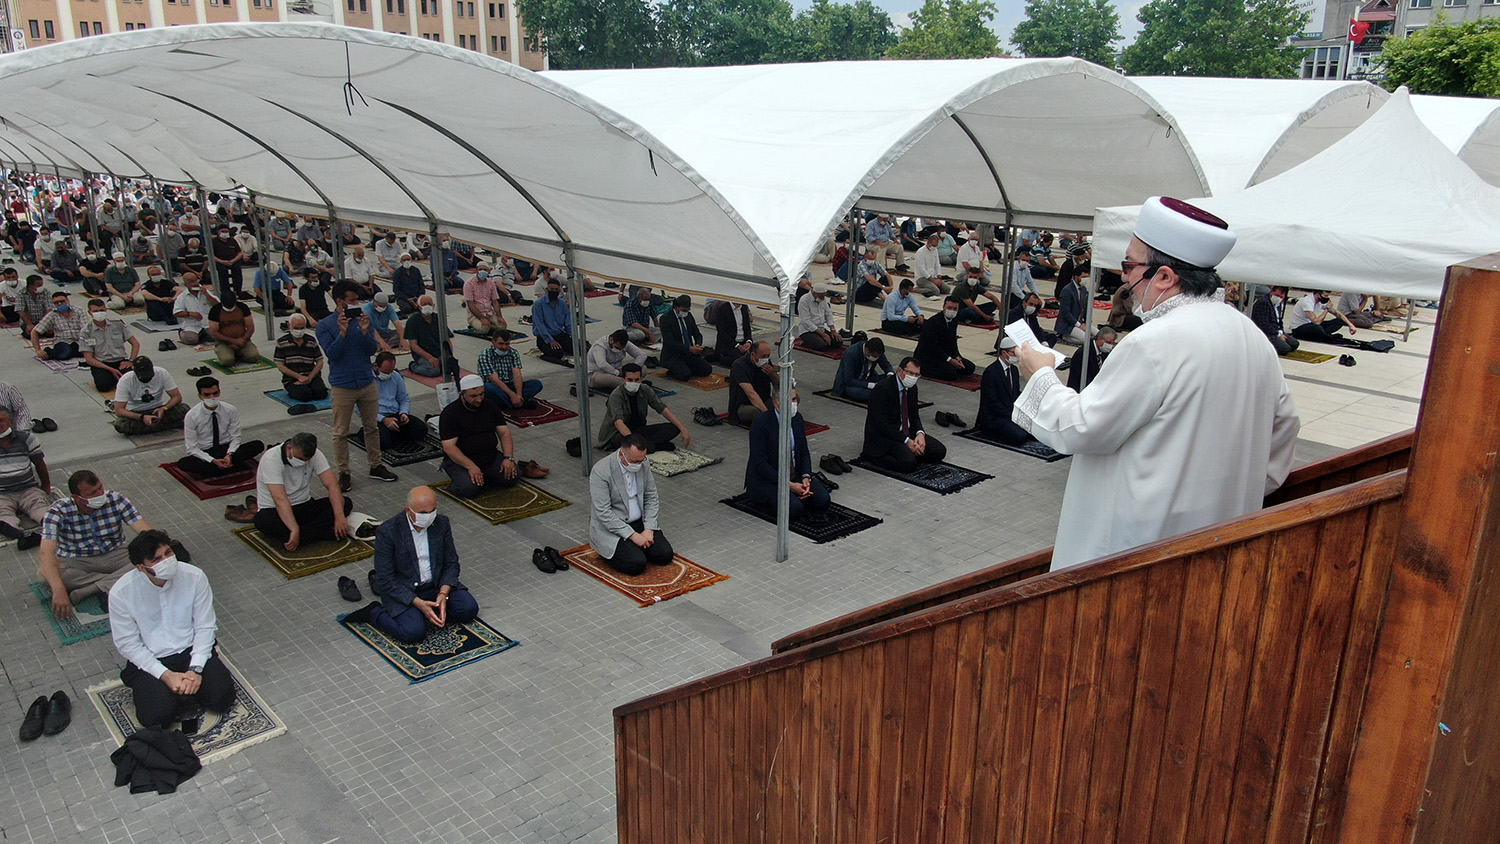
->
[[0, 430, 43, 492], [41, 491, 141, 557], [439, 397, 507, 467], [477, 346, 523, 385], [80, 319, 135, 362], [255, 445, 331, 508], [113, 366, 177, 413]]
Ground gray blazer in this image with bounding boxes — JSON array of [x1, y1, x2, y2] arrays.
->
[[589, 451, 659, 557]]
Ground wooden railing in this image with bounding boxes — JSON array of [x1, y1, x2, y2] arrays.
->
[[615, 470, 1408, 844], [771, 430, 1413, 655]]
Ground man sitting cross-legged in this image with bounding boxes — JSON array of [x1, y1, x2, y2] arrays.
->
[[250, 433, 353, 551], [438, 375, 547, 498], [745, 386, 830, 519], [112, 355, 189, 436], [176, 376, 265, 478], [352, 486, 479, 644], [597, 364, 691, 453]]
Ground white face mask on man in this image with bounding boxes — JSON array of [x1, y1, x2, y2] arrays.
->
[[901, 373, 919, 389], [148, 554, 180, 580], [623, 381, 642, 394], [420, 305, 435, 316], [410, 509, 437, 529]]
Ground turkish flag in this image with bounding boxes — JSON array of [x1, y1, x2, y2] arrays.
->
[[1350, 18, 1371, 44]]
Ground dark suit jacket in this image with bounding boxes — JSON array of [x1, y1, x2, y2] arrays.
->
[[1066, 341, 1106, 392], [660, 310, 703, 367], [713, 302, 751, 362], [863, 374, 923, 458], [914, 312, 960, 367], [373, 512, 464, 612], [977, 361, 1031, 445], [832, 340, 892, 396], [745, 410, 813, 498]]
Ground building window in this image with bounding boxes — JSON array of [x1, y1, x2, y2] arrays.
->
[[28, 19, 39, 38], [1410, 0, 1432, 7], [499, 34, 506, 51], [93, 20, 102, 33], [80, 21, 90, 35], [466, 1, 474, 15], [125, 21, 133, 28], [489, 34, 496, 50], [44, 19, 55, 37], [1443, 0, 1467, 5], [1302, 44, 1342, 79]]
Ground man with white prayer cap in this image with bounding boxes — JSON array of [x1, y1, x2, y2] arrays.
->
[[1012, 197, 1301, 569]]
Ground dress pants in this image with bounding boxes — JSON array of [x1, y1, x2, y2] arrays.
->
[[89, 359, 129, 392], [609, 423, 680, 453], [748, 476, 831, 520], [913, 277, 948, 297], [880, 319, 921, 336], [918, 356, 975, 381], [1270, 334, 1299, 356], [377, 416, 429, 450], [1291, 323, 1359, 347], [214, 340, 261, 367], [441, 454, 519, 498], [0, 486, 49, 532], [112, 403, 189, 436], [603, 521, 674, 576], [144, 299, 177, 324], [370, 584, 479, 644], [537, 332, 574, 358], [283, 376, 329, 402], [330, 381, 382, 474], [121, 647, 236, 728], [48, 545, 133, 604], [665, 353, 711, 381], [484, 380, 543, 409], [252, 497, 354, 544], [866, 435, 947, 474], [798, 331, 841, 352], [176, 441, 265, 477]]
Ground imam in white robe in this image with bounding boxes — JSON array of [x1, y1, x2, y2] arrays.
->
[[1013, 293, 1300, 569]]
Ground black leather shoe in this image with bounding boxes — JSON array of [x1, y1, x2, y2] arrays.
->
[[42, 691, 70, 736], [532, 548, 556, 574], [18, 695, 47, 742], [343, 600, 379, 625], [17, 531, 40, 551], [834, 456, 855, 474], [367, 569, 380, 601], [339, 472, 352, 493], [566, 438, 581, 458], [813, 471, 839, 492], [338, 576, 362, 603], [948, 413, 967, 428], [934, 411, 951, 428], [545, 546, 569, 571], [819, 455, 844, 475]]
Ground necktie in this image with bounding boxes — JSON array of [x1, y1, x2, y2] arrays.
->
[[210, 411, 221, 448], [901, 387, 912, 437], [678, 316, 688, 343], [1009, 365, 1019, 395]]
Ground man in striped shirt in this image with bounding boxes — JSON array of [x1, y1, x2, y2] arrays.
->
[[273, 314, 329, 403], [0, 407, 49, 550]]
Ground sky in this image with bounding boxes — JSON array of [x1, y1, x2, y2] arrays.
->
[[788, 0, 1148, 54]]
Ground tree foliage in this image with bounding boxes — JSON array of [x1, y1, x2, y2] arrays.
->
[[516, 0, 670, 69], [1380, 18, 1500, 97], [662, 0, 800, 66], [790, 0, 898, 62], [1119, 0, 1308, 78], [1010, 0, 1121, 65], [886, 0, 1003, 60]]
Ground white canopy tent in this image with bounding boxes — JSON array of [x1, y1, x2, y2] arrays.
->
[[1411, 94, 1500, 188], [1131, 77, 1389, 195], [1092, 90, 1500, 302]]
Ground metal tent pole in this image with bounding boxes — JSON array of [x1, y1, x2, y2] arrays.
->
[[775, 309, 794, 562], [1403, 298, 1414, 341], [328, 208, 345, 282], [84, 175, 101, 256], [114, 175, 133, 274], [843, 208, 859, 334], [195, 186, 219, 298], [248, 192, 275, 341], [427, 221, 454, 384], [1080, 262, 1100, 390], [563, 247, 592, 474]]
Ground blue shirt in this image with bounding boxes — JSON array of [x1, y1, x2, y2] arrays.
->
[[530, 296, 573, 343], [374, 370, 411, 417], [622, 298, 656, 330], [315, 312, 378, 389], [363, 301, 398, 333], [864, 218, 896, 244], [253, 267, 294, 294], [883, 292, 922, 321]]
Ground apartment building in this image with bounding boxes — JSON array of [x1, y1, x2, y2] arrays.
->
[[1294, 0, 1500, 80], [0, 0, 545, 70]]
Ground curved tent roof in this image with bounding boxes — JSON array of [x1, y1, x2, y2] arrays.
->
[[1131, 77, 1389, 194], [0, 24, 784, 304], [549, 59, 1209, 281], [1411, 94, 1500, 188], [1092, 90, 1500, 301]]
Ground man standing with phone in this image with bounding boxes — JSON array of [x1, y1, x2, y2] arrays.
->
[[317, 282, 398, 493]]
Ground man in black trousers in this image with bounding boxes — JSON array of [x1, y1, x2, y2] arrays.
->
[[861, 358, 946, 473]]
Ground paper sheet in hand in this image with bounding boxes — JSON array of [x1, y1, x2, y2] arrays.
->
[[1004, 320, 1068, 367]]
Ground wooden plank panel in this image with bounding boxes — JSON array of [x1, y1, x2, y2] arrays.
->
[[1264, 507, 1370, 844], [616, 715, 635, 844], [1185, 535, 1275, 843], [968, 608, 1017, 843], [765, 667, 789, 843], [1224, 523, 1320, 843], [999, 599, 1048, 841], [736, 681, 753, 844], [814, 654, 839, 842], [1053, 579, 1114, 841], [689, 693, 707, 844], [1310, 500, 1404, 844], [1114, 560, 1188, 844], [856, 645, 886, 844], [876, 635, 910, 844], [647, 706, 664, 844], [896, 628, 936, 844], [1024, 590, 1079, 844], [799, 660, 823, 841], [942, 614, 988, 843], [919, 623, 962, 841], [1083, 569, 1150, 844], [1148, 548, 1230, 844], [836, 648, 863, 844], [667, 700, 687, 844]]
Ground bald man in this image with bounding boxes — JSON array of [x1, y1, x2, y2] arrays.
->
[[355, 486, 478, 644]]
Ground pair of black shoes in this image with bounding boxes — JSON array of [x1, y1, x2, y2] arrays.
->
[[819, 454, 854, 475], [692, 407, 724, 427], [186, 365, 211, 377], [157, 339, 177, 352], [1339, 354, 1357, 367], [532, 546, 570, 574], [934, 411, 967, 428], [19, 691, 70, 741]]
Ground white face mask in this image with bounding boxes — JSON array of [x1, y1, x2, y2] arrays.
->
[[374, 304, 387, 312], [148, 554, 179, 580], [0, 427, 10, 439], [754, 357, 770, 367], [376, 371, 392, 381], [943, 309, 959, 320], [623, 381, 642, 393], [1100, 342, 1115, 354], [901, 373, 919, 389], [401, 260, 412, 267], [84, 493, 109, 509], [1024, 305, 1037, 315], [287, 455, 307, 468], [410, 509, 437, 529], [787, 400, 799, 417], [420, 305, 435, 316], [91, 311, 108, 323], [202, 397, 220, 409], [114, 259, 126, 267], [292, 328, 314, 339], [622, 458, 643, 473]]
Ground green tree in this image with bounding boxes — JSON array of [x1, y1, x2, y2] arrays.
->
[[1010, 0, 1121, 65], [789, 0, 898, 61], [1380, 18, 1500, 97], [515, 0, 670, 69], [661, 0, 800, 65], [886, 0, 1002, 60], [1119, 0, 1308, 78]]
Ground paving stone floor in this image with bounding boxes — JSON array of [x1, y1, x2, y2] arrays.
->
[[0, 257, 1434, 843]]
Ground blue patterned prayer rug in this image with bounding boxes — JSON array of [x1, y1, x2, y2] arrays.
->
[[954, 428, 1069, 462], [338, 613, 521, 683]]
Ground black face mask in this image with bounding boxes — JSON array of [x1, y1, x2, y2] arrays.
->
[[547, 290, 559, 301]]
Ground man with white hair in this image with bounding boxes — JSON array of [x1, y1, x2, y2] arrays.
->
[[1013, 197, 1301, 569], [344, 244, 376, 288], [796, 282, 842, 352], [172, 272, 217, 346]]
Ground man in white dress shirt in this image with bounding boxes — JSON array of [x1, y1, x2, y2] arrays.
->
[[1014, 196, 1301, 569], [175, 377, 265, 478], [110, 529, 236, 728], [911, 233, 949, 298]]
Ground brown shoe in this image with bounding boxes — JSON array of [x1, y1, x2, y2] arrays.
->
[[339, 472, 352, 492], [224, 505, 256, 523], [520, 459, 549, 479]]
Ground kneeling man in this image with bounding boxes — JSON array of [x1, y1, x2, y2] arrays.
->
[[110, 530, 236, 728], [589, 433, 674, 575], [362, 486, 478, 643], [251, 432, 352, 550], [746, 387, 829, 519]]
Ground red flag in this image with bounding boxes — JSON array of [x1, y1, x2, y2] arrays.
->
[[1349, 18, 1371, 45]]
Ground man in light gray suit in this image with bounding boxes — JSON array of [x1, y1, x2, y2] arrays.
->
[[588, 433, 674, 575]]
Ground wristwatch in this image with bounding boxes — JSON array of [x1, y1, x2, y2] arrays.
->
[[189, 665, 203, 674]]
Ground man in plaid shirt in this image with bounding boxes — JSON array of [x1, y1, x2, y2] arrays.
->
[[38, 469, 155, 620]]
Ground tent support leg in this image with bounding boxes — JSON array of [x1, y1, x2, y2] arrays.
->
[[248, 191, 275, 342], [84, 175, 101, 258], [1403, 298, 1414, 341], [328, 208, 345, 287], [776, 310, 794, 563], [843, 207, 858, 334], [564, 249, 592, 474], [113, 174, 134, 276], [427, 221, 454, 386], [196, 187, 218, 298]]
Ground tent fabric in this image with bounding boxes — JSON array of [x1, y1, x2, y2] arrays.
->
[[549, 59, 1208, 286], [0, 23, 785, 305], [1092, 90, 1500, 301], [1411, 94, 1500, 188], [1131, 77, 1388, 195]]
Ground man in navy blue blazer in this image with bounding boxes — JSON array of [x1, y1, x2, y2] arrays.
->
[[366, 485, 478, 643], [745, 387, 830, 520]]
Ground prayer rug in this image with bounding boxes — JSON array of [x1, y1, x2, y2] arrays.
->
[[205, 356, 276, 375], [263, 389, 333, 411], [719, 494, 882, 543], [791, 339, 846, 360], [651, 371, 729, 391], [337, 613, 520, 684], [349, 428, 445, 466], [850, 457, 993, 494], [873, 329, 921, 343], [232, 525, 373, 579], [524, 347, 574, 368], [963, 320, 1002, 331], [812, 388, 930, 410], [954, 429, 1069, 462], [716, 412, 829, 436], [920, 371, 984, 392], [1365, 321, 1419, 335], [405, 367, 474, 389], [1038, 308, 1059, 320], [430, 479, 572, 525], [159, 461, 259, 500], [560, 544, 729, 607], [584, 288, 617, 299], [129, 319, 178, 334], [1283, 349, 1337, 365], [87, 653, 287, 764], [502, 398, 578, 429], [455, 327, 531, 342], [28, 583, 110, 645], [648, 449, 724, 477], [34, 355, 79, 371]]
